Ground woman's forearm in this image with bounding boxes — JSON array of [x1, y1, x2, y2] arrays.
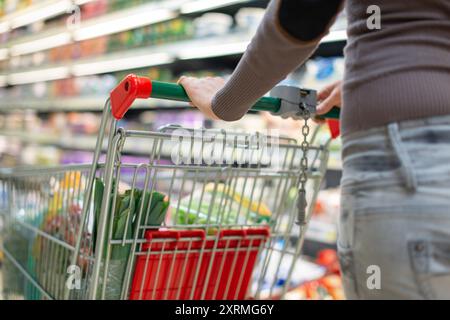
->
[[212, 0, 343, 121]]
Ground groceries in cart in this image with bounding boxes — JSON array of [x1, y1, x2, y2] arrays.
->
[[90, 173, 272, 299], [174, 183, 272, 227], [4, 171, 89, 300]]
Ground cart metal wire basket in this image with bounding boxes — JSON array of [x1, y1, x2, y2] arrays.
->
[[0, 75, 338, 300]]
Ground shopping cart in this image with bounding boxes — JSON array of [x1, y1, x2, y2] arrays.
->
[[0, 75, 339, 300]]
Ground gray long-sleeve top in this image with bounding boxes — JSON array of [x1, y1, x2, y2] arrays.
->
[[211, 0, 450, 136]]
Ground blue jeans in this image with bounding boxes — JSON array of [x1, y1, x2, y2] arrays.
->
[[338, 115, 450, 299]]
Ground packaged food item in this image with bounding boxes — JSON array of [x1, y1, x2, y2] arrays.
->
[[285, 271, 344, 300], [175, 183, 271, 228], [193, 13, 233, 38], [235, 7, 265, 33], [316, 249, 341, 275], [81, 0, 108, 20]]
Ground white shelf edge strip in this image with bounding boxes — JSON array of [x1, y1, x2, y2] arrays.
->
[[10, 32, 72, 57], [0, 0, 93, 32], [11, 0, 72, 30], [72, 4, 180, 41], [0, 130, 176, 156], [180, 0, 251, 14], [0, 48, 8, 60], [322, 29, 347, 43], [177, 41, 249, 60], [0, 75, 7, 86], [72, 52, 174, 76], [8, 66, 70, 85]]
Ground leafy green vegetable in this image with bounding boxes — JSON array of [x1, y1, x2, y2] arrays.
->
[[92, 179, 169, 299], [93, 180, 169, 254]]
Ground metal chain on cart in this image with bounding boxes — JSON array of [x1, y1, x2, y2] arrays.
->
[[296, 107, 311, 226], [269, 85, 319, 227]]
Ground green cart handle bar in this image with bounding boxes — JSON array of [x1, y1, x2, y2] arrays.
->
[[110, 74, 340, 121]]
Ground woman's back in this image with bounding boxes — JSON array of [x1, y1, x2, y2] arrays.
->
[[182, 0, 450, 136], [343, 0, 450, 135]]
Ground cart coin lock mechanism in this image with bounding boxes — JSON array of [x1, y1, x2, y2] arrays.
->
[[110, 75, 340, 227]]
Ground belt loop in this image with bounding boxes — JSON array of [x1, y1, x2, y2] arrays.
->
[[387, 123, 418, 192]]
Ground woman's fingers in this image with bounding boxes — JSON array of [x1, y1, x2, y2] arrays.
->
[[316, 80, 342, 115], [317, 81, 336, 101], [178, 76, 225, 120], [317, 93, 339, 114]]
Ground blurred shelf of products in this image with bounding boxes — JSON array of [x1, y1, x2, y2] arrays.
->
[[0, 0, 347, 300]]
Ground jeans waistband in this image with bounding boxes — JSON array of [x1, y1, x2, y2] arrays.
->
[[342, 113, 450, 142], [341, 114, 450, 192]]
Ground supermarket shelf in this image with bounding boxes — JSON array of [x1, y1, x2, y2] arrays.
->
[[0, 0, 183, 58], [2, 32, 251, 84], [0, 29, 346, 86], [0, 130, 95, 149], [180, 0, 254, 14], [0, 0, 261, 59], [0, 96, 188, 112], [0, 0, 74, 33], [72, 0, 183, 42], [0, 127, 339, 166], [0, 129, 175, 156], [7, 26, 72, 57], [0, 127, 288, 161]]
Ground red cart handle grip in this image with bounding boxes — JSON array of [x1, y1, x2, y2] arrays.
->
[[110, 74, 152, 120]]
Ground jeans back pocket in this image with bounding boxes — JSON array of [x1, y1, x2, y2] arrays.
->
[[408, 239, 450, 299]]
